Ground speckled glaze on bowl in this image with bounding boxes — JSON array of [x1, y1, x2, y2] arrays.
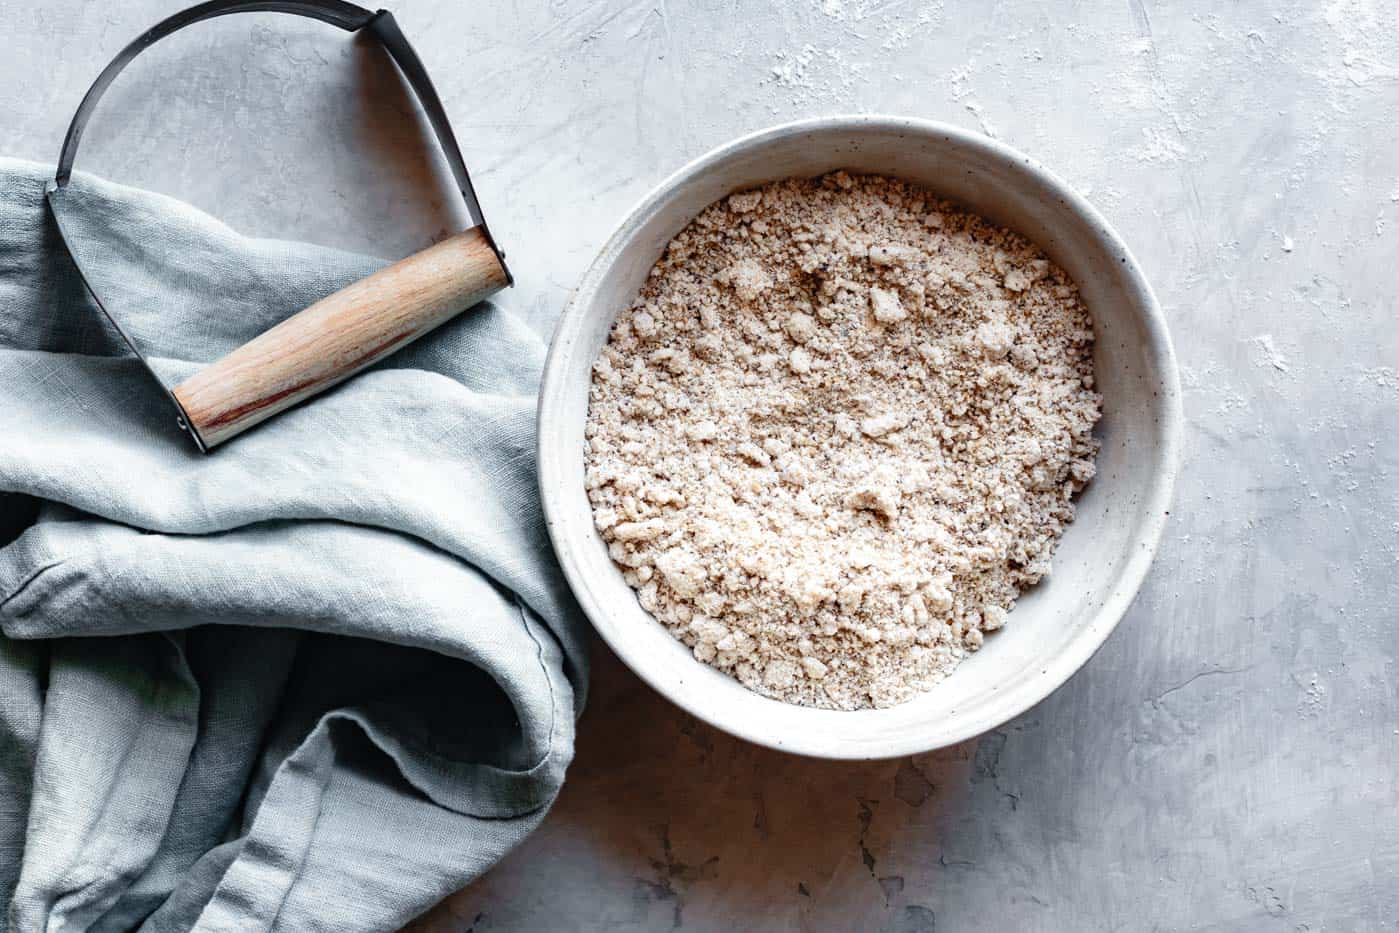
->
[[538, 116, 1181, 759]]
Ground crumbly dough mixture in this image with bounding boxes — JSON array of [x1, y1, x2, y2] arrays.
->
[[584, 173, 1102, 709]]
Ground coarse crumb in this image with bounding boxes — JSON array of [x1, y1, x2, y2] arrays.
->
[[584, 173, 1101, 710]]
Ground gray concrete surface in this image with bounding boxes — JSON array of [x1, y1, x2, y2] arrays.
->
[[4, 1, 1397, 930]]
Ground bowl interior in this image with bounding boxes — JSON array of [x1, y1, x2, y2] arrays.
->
[[539, 119, 1178, 758]]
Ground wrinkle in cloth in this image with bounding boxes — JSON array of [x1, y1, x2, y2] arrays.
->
[[0, 159, 588, 932]]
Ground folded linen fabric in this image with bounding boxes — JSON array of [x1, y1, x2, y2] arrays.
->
[[0, 159, 587, 932]]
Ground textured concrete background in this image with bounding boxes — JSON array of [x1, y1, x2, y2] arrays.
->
[[4, 1, 1397, 930]]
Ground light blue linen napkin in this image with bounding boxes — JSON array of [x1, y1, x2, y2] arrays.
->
[[0, 158, 588, 932]]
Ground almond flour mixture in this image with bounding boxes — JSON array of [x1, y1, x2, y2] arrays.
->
[[584, 173, 1101, 709]]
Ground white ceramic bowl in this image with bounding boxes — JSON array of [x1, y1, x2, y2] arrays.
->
[[538, 116, 1181, 759]]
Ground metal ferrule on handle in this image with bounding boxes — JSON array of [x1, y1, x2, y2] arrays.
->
[[48, 0, 511, 451]]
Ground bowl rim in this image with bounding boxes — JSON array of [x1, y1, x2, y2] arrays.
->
[[538, 114, 1183, 759]]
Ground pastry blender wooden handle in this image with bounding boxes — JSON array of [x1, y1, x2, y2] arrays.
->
[[171, 226, 509, 449]]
